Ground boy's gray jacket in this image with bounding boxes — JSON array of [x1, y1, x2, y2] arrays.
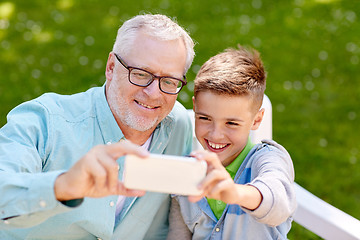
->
[[176, 140, 297, 240]]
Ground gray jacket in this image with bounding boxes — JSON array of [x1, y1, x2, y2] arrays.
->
[[171, 140, 296, 240]]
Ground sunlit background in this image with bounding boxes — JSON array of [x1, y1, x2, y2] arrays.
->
[[0, 0, 359, 239]]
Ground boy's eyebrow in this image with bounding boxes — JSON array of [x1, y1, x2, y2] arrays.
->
[[194, 111, 206, 116], [225, 118, 245, 123], [194, 111, 210, 117], [195, 112, 245, 122]]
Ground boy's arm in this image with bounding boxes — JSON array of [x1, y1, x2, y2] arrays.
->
[[232, 184, 263, 210], [188, 147, 295, 226], [188, 150, 263, 210], [244, 141, 296, 226], [167, 197, 192, 240]]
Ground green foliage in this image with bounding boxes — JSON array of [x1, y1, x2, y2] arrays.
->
[[1, 0, 359, 238]]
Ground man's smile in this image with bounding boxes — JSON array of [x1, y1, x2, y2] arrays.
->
[[135, 100, 160, 109]]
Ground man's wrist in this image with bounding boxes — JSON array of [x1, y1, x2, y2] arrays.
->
[[54, 173, 75, 201], [60, 199, 84, 208]]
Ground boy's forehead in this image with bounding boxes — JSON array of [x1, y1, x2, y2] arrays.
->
[[194, 91, 253, 119]]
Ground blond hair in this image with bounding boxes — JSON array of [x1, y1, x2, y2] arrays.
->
[[194, 45, 266, 110]]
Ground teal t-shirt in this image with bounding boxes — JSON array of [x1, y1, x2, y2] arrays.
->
[[207, 138, 255, 220]]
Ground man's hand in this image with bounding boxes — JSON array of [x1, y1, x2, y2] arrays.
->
[[54, 140, 148, 201], [188, 150, 262, 210]]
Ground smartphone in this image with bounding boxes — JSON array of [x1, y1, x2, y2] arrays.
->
[[123, 153, 207, 195]]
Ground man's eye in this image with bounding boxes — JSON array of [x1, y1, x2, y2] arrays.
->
[[163, 79, 177, 86], [227, 121, 239, 126], [131, 70, 150, 79], [133, 73, 147, 78]]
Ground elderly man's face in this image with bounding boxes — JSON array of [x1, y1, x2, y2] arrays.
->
[[106, 32, 187, 134]]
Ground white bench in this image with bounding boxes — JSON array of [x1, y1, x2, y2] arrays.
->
[[187, 95, 360, 239]]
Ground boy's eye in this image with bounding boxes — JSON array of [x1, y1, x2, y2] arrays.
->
[[198, 116, 210, 121], [226, 121, 239, 126]]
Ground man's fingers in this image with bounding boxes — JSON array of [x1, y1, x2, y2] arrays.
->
[[96, 152, 120, 192], [86, 156, 108, 191], [106, 140, 149, 159], [116, 181, 146, 197]]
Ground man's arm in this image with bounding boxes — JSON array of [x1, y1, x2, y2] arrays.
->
[[0, 101, 147, 229]]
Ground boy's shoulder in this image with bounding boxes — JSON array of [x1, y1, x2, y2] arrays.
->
[[247, 139, 292, 165], [247, 139, 294, 176], [254, 139, 289, 155]]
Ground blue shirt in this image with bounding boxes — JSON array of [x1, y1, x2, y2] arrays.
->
[[0, 86, 193, 239]]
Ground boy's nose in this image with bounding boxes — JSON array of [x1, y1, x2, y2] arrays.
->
[[208, 125, 225, 141]]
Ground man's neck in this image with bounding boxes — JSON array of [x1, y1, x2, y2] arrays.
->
[[119, 124, 156, 146]]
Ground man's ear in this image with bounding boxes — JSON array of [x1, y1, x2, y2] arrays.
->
[[105, 52, 115, 81], [251, 108, 265, 130], [192, 96, 196, 111]]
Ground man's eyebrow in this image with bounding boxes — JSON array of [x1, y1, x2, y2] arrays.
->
[[135, 65, 182, 78]]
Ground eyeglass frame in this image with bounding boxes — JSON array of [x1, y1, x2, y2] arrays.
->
[[113, 53, 187, 95]]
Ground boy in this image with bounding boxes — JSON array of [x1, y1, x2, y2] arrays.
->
[[167, 46, 296, 239]]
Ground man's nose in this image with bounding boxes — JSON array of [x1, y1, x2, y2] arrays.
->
[[143, 78, 162, 96]]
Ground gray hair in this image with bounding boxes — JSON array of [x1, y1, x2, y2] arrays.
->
[[112, 14, 195, 73]]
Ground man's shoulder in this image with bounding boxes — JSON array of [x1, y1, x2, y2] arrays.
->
[[167, 101, 191, 124], [33, 87, 103, 119], [170, 101, 188, 114]]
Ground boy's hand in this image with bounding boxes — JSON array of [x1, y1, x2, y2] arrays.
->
[[188, 150, 262, 210], [188, 150, 239, 203]]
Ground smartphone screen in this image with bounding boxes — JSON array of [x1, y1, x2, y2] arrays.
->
[[123, 154, 207, 195]]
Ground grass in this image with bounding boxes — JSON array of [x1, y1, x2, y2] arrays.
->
[[1, 0, 359, 239]]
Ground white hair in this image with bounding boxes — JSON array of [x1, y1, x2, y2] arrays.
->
[[112, 14, 195, 73]]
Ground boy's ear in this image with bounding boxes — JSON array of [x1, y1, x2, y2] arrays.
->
[[251, 108, 265, 130], [192, 96, 196, 111]]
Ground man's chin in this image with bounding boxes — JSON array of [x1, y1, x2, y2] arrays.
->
[[126, 118, 159, 132]]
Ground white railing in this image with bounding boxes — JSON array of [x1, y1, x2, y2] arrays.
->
[[187, 95, 360, 239]]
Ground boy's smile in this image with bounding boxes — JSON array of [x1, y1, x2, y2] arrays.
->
[[193, 91, 264, 167], [206, 139, 229, 152]]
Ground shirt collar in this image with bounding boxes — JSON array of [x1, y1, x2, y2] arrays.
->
[[94, 84, 176, 147], [95, 85, 124, 144], [226, 138, 255, 179]]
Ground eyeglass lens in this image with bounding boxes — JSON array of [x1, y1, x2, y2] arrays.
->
[[129, 69, 182, 94]]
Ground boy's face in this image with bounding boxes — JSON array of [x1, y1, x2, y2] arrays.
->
[[193, 91, 264, 167]]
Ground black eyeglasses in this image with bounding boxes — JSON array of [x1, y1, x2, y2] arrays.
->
[[114, 53, 187, 95]]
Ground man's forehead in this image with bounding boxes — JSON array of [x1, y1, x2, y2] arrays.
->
[[124, 34, 186, 77]]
